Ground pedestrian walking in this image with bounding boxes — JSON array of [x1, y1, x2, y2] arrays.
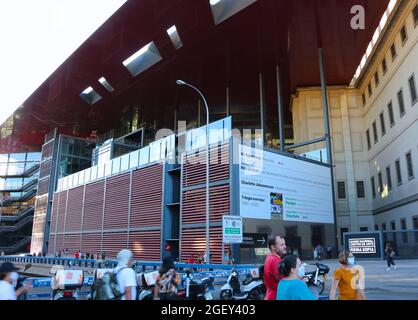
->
[[114, 249, 137, 300], [0, 262, 29, 300], [313, 247, 318, 261], [263, 235, 287, 300], [277, 255, 317, 300], [385, 243, 397, 271], [330, 250, 367, 300], [154, 256, 181, 300], [327, 245, 333, 259], [315, 244, 323, 261]]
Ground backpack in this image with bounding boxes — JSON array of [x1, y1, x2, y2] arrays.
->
[[92, 267, 127, 300]]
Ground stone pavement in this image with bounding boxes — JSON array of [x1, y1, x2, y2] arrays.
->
[[307, 259, 418, 300]]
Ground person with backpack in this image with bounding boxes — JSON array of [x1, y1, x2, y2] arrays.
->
[[113, 249, 137, 300], [154, 256, 182, 300], [385, 243, 397, 271]]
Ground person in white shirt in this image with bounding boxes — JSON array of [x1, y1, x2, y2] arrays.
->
[[0, 262, 29, 300], [114, 249, 137, 300]]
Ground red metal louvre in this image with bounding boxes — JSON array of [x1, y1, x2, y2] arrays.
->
[[37, 178, 50, 196], [64, 186, 84, 233], [82, 181, 105, 231], [103, 174, 130, 230], [182, 184, 230, 224], [63, 234, 81, 255], [129, 230, 161, 261], [49, 194, 59, 234], [182, 140, 230, 187], [55, 234, 64, 252], [102, 232, 128, 259], [39, 160, 51, 179], [48, 234, 55, 255], [56, 191, 68, 233], [41, 140, 54, 160], [180, 227, 225, 264], [80, 233, 102, 257], [130, 164, 163, 229]]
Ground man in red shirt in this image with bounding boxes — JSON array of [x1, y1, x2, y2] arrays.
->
[[264, 235, 287, 300]]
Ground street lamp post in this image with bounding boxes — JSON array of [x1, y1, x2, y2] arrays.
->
[[176, 80, 210, 264]]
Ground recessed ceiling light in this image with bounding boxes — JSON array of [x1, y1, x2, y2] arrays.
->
[[210, 0, 258, 25], [122, 41, 162, 77], [80, 87, 102, 105], [166, 25, 183, 50], [98, 77, 114, 92]]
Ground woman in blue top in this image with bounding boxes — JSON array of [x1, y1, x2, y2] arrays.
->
[[277, 255, 317, 300]]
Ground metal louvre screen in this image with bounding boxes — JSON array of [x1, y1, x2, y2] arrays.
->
[[129, 230, 161, 261], [181, 185, 230, 224], [102, 232, 128, 259], [64, 186, 84, 232], [80, 233, 102, 256], [56, 191, 67, 233], [49, 194, 59, 234], [182, 140, 230, 187], [48, 234, 55, 255], [103, 174, 130, 230], [130, 164, 163, 228], [63, 234, 81, 254], [180, 227, 225, 264], [82, 181, 105, 231]]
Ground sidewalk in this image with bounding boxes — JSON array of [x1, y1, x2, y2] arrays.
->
[[305, 259, 418, 300]]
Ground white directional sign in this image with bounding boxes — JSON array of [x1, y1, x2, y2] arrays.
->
[[222, 216, 243, 244]]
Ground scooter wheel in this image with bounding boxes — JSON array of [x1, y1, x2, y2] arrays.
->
[[220, 290, 233, 300], [248, 289, 261, 300]]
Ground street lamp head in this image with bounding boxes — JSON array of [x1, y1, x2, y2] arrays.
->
[[176, 80, 186, 86]]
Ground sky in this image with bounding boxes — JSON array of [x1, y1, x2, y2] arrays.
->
[[0, 0, 127, 126]]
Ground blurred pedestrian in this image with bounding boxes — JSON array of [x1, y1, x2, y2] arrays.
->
[[330, 250, 366, 300], [277, 255, 317, 300], [264, 235, 287, 300], [385, 243, 397, 271], [0, 262, 29, 300], [154, 256, 181, 300]]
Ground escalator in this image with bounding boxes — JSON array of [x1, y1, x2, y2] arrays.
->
[[1, 189, 37, 206], [0, 205, 35, 223], [0, 237, 31, 255], [0, 215, 34, 233]]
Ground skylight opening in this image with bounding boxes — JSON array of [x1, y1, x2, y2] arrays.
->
[[99, 77, 114, 92], [122, 41, 162, 77], [166, 25, 183, 50], [209, 0, 258, 25], [350, 0, 400, 86], [80, 87, 102, 105]]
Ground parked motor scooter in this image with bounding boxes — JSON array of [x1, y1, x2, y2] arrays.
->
[[177, 271, 214, 300], [137, 270, 159, 300], [50, 264, 84, 300], [220, 266, 264, 300]]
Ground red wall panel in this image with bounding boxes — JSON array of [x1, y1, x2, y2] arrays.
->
[[49, 194, 59, 234], [130, 164, 163, 229], [102, 232, 128, 259], [103, 174, 130, 230], [82, 181, 104, 231], [64, 186, 84, 232], [63, 234, 81, 255], [80, 233, 102, 256], [56, 191, 68, 233], [129, 230, 161, 261], [182, 185, 230, 224], [182, 141, 230, 187], [180, 227, 225, 264], [48, 234, 55, 255]]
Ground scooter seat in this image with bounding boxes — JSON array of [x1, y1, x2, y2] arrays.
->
[[242, 279, 252, 286]]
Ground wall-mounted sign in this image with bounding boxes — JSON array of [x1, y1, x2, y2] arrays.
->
[[222, 216, 243, 244], [239, 145, 334, 224], [344, 232, 383, 259], [241, 233, 268, 248]]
